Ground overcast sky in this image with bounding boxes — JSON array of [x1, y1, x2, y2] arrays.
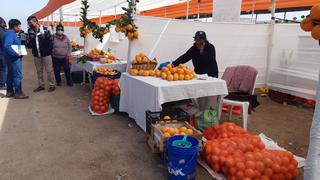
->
[[1, 0, 48, 30]]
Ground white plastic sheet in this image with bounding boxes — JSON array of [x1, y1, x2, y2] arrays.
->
[[304, 73, 320, 180]]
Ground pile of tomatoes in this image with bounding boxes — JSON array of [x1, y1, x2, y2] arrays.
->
[[90, 77, 121, 114], [204, 123, 299, 179]]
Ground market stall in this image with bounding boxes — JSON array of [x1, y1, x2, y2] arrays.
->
[[119, 72, 228, 131]]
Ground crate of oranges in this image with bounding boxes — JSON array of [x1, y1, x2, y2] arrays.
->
[[152, 120, 202, 152], [131, 53, 158, 70]]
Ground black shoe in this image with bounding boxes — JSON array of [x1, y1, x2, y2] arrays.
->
[[57, 82, 61, 86], [48, 86, 56, 92], [14, 92, 29, 99], [33, 86, 45, 92], [67, 82, 73, 87], [6, 91, 14, 98]]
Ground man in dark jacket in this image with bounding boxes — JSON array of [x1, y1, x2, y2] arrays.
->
[[27, 16, 56, 92], [0, 17, 7, 89], [3, 19, 28, 99], [172, 31, 219, 78]]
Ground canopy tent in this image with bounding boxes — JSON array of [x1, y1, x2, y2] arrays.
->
[[36, 0, 319, 26]]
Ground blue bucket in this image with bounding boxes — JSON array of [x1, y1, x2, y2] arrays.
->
[[166, 135, 200, 180]]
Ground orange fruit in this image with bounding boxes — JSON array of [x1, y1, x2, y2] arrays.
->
[[162, 67, 169, 72], [310, 3, 320, 20], [178, 64, 185, 68], [184, 74, 191, 80], [161, 72, 168, 80], [163, 116, 171, 120], [155, 70, 161, 77], [138, 69, 144, 76], [133, 31, 139, 38], [312, 25, 320, 40], [143, 71, 149, 76], [178, 74, 185, 80], [169, 128, 177, 136], [162, 126, 170, 133], [177, 69, 184, 74], [179, 126, 187, 133], [167, 74, 174, 81], [149, 70, 155, 76], [126, 24, 133, 31], [167, 64, 173, 69], [173, 73, 179, 81], [186, 129, 193, 135], [131, 69, 138, 76], [170, 68, 177, 74], [300, 17, 315, 32], [163, 132, 171, 138]]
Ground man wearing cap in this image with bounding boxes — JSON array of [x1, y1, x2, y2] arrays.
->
[[172, 31, 219, 78]]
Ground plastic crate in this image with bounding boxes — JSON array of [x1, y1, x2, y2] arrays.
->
[[110, 95, 120, 112], [145, 108, 189, 135]]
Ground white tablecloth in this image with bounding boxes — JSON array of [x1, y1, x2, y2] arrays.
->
[[119, 73, 228, 131], [83, 61, 127, 74]]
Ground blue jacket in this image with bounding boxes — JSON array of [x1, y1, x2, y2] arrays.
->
[[2, 29, 21, 62]]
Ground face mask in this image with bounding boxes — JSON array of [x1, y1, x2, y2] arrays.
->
[[56, 30, 64, 35]]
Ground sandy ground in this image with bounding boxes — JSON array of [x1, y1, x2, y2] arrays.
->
[[0, 53, 313, 180]]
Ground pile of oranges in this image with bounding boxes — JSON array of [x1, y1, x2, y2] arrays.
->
[[128, 63, 196, 81], [90, 77, 121, 114], [157, 64, 195, 81], [204, 123, 299, 179], [161, 126, 194, 138]]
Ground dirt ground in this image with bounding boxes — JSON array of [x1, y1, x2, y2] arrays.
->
[[0, 53, 313, 180]]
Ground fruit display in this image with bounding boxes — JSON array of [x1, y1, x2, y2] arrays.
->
[[70, 40, 80, 52], [90, 77, 121, 114], [161, 126, 194, 138], [128, 69, 156, 77], [114, 0, 139, 41], [90, 77, 112, 114], [300, 3, 320, 40], [129, 53, 158, 70], [88, 49, 116, 63], [203, 123, 299, 179], [94, 68, 119, 76], [79, 0, 110, 42], [159, 64, 196, 81]]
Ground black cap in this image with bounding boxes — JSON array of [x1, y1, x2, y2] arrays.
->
[[194, 31, 206, 40]]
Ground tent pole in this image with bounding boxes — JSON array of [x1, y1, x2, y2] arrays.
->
[[127, 0, 136, 71], [265, 0, 276, 86], [251, 0, 255, 23], [47, 16, 50, 27], [59, 7, 63, 23], [197, 0, 200, 20], [51, 14, 54, 32], [99, 10, 102, 25], [186, 0, 189, 20], [212, 0, 214, 22]]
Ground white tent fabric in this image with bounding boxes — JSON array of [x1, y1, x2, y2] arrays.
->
[[43, 0, 188, 22], [304, 73, 320, 179]]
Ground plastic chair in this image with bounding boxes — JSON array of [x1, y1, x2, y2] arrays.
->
[[222, 66, 258, 130]]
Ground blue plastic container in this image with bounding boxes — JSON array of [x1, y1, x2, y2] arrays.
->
[[166, 135, 200, 180]]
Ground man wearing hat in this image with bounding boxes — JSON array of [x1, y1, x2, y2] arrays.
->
[[172, 31, 219, 78]]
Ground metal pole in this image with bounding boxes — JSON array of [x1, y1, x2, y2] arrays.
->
[[114, 0, 118, 19], [284, 11, 287, 20], [99, 10, 102, 25], [212, 0, 214, 22], [265, 0, 276, 86], [197, 0, 200, 20], [59, 7, 63, 23], [51, 14, 54, 32], [47, 16, 50, 27], [186, 0, 189, 20], [127, 0, 136, 69], [74, 15, 77, 27], [251, 0, 255, 23]]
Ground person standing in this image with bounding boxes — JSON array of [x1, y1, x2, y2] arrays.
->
[[27, 16, 56, 92], [52, 24, 72, 86], [2, 19, 28, 99], [0, 17, 7, 89], [172, 31, 219, 78]]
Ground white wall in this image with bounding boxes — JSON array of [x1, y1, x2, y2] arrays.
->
[[64, 16, 320, 99]]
